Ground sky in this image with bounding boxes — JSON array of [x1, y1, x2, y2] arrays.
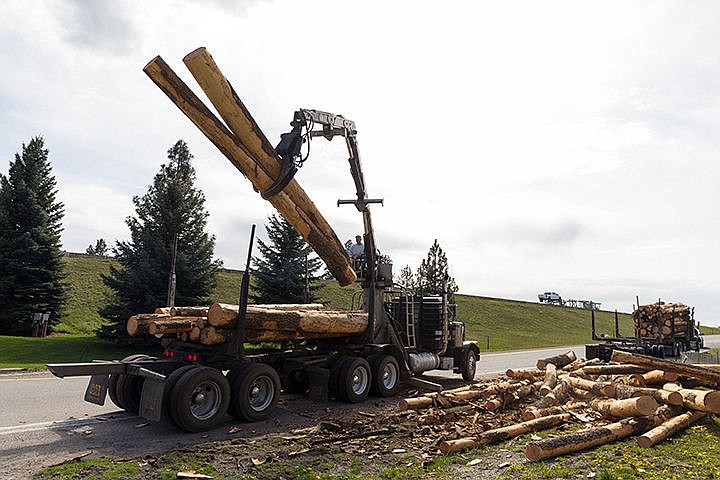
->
[[1, 1, 719, 325]]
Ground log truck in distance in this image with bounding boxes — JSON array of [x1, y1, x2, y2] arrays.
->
[[46, 108, 479, 432]]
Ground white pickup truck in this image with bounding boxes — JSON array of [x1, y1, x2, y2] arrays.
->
[[538, 292, 563, 304]]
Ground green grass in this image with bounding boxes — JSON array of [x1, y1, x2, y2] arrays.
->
[[0, 334, 155, 370], [58, 256, 117, 334]]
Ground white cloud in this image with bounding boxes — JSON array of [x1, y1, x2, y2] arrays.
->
[[1, 0, 720, 324]]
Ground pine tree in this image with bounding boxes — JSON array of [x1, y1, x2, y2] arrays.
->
[[252, 214, 322, 304], [0, 137, 66, 335], [99, 140, 221, 341], [86, 238, 108, 256], [416, 239, 458, 300], [398, 265, 418, 292]]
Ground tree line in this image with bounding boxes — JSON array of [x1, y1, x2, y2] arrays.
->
[[0, 137, 457, 339]]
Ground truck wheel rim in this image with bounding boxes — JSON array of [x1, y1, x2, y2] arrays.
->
[[190, 381, 222, 420], [249, 376, 275, 412], [352, 366, 369, 395], [382, 363, 398, 389], [467, 354, 476, 375]]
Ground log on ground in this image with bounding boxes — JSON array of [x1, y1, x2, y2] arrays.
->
[[611, 350, 720, 385], [537, 351, 577, 370], [637, 411, 706, 448]]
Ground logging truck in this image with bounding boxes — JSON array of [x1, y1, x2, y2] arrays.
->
[[47, 51, 479, 433], [585, 302, 703, 361]]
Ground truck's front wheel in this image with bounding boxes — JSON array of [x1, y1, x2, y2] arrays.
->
[[461, 349, 477, 381]]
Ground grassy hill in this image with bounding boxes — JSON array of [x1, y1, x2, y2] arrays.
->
[[57, 255, 720, 350]]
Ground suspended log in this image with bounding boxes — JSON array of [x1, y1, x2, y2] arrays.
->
[[148, 317, 205, 336], [207, 303, 325, 327], [525, 416, 661, 461], [539, 363, 557, 396], [590, 396, 658, 418], [440, 413, 572, 454], [662, 383, 720, 413], [143, 56, 356, 286], [522, 402, 586, 421], [127, 313, 170, 336], [565, 376, 616, 397], [537, 351, 577, 369], [637, 411, 706, 448], [611, 350, 720, 385]]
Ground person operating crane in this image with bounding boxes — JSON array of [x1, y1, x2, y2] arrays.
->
[[348, 235, 365, 258]]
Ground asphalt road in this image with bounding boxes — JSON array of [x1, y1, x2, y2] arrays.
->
[[2, 336, 719, 478]]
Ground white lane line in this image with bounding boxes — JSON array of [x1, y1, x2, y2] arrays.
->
[[480, 346, 584, 358], [0, 414, 131, 436]]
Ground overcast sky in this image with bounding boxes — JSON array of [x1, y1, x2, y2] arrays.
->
[[1, 1, 719, 325]]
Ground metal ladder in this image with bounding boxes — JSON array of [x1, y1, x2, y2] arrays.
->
[[405, 296, 417, 349]]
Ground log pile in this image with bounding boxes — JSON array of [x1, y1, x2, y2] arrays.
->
[[395, 350, 717, 461], [634, 301, 692, 340], [126, 303, 367, 345]]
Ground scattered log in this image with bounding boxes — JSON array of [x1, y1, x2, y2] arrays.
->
[[569, 387, 595, 403], [539, 363, 557, 396], [630, 370, 679, 387], [506, 368, 544, 380], [561, 357, 593, 372], [485, 393, 518, 411], [565, 376, 616, 397], [613, 384, 683, 406], [525, 416, 661, 461], [440, 413, 572, 454], [636, 411, 706, 448], [611, 350, 720, 385], [590, 396, 658, 418], [537, 351, 577, 369], [143, 55, 356, 286], [662, 383, 720, 413], [522, 402, 586, 421], [533, 379, 571, 409], [581, 364, 651, 376]]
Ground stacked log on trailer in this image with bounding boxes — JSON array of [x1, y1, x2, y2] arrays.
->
[[126, 303, 368, 345], [634, 301, 692, 340], [394, 349, 718, 461], [143, 47, 356, 286]]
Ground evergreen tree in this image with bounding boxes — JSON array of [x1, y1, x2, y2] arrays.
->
[[416, 239, 458, 300], [252, 214, 322, 304], [0, 137, 66, 335], [86, 238, 108, 256], [398, 265, 418, 291], [99, 140, 221, 341]]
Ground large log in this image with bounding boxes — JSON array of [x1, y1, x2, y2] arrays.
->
[[662, 383, 720, 413], [506, 368, 544, 380], [127, 313, 170, 336], [537, 350, 577, 369], [148, 317, 205, 336], [630, 369, 678, 386], [581, 364, 651, 376], [611, 350, 720, 385], [143, 56, 356, 286], [590, 396, 658, 418], [522, 402, 586, 421], [525, 416, 661, 461], [169, 306, 209, 317], [439, 413, 572, 454], [207, 302, 324, 326], [636, 411, 706, 448]]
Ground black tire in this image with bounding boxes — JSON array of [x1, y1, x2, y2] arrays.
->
[[113, 354, 152, 413], [337, 357, 371, 403], [229, 363, 281, 422], [370, 355, 400, 397], [161, 365, 196, 424], [225, 362, 254, 418], [329, 356, 352, 398], [170, 367, 231, 432], [461, 349, 478, 381]]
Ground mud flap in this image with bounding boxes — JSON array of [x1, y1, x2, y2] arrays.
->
[[139, 377, 164, 422], [307, 366, 329, 402], [85, 374, 109, 405]]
